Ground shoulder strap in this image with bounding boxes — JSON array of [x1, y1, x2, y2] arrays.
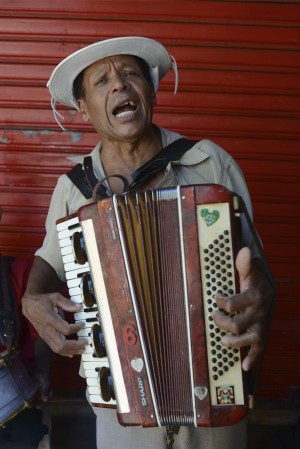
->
[[67, 138, 198, 198], [129, 137, 198, 191], [66, 156, 108, 199], [0, 255, 19, 352]]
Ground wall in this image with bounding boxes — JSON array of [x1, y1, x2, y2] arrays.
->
[[0, 0, 299, 402]]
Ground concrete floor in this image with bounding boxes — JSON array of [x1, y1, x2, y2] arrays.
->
[[1, 400, 299, 449]]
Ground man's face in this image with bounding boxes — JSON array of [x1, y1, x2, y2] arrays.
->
[[78, 55, 156, 143]]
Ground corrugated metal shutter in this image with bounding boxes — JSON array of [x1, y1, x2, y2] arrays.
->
[[0, 1, 299, 402]]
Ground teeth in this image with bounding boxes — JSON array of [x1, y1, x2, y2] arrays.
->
[[113, 99, 136, 118], [116, 110, 135, 118]]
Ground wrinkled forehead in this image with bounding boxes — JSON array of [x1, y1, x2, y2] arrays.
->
[[84, 54, 143, 76]]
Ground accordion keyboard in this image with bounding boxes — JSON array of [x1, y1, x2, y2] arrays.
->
[[56, 215, 116, 406]]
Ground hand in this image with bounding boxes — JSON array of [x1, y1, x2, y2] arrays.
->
[[212, 247, 274, 371], [22, 291, 87, 357]]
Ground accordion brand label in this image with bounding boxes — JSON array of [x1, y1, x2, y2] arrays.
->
[[137, 376, 148, 407], [216, 386, 235, 405]]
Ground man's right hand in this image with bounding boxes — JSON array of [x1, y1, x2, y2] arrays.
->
[[22, 291, 87, 357], [22, 256, 88, 357]]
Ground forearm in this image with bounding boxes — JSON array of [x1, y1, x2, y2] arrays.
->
[[25, 256, 63, 295]]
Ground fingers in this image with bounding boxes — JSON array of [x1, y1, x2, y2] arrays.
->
[[23, 292, 87, 357], [53, 294, 84, 313], [212, 309, 264, 371], [34, 306, 84, 337], [213, 293, 264, 335], [40, 323, 88, 357], [241, 343, 263, 371], [53, 337, 88, 358]]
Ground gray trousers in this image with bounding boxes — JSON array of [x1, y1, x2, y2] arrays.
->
[[91, 404, 247, 449]]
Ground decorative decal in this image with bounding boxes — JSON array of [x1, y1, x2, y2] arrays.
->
[[194, 386, 208, 400], [216, 386, 235, 405], [200, 208, 220, 226], [131, 357, 144, 373]]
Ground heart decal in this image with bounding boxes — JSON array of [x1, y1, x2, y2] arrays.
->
[[131, 357, 144, 373], [200, 208, 220, 227], [194, 386, 208, 400]]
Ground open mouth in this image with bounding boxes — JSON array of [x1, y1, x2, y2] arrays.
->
[[112, 100, 137, 118]]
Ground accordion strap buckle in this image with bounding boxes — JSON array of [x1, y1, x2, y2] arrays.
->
[[165, 425, 180, 449], [92, 174, 130, 201]]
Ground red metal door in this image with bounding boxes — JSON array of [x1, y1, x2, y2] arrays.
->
[[0, 0, 299, 402]]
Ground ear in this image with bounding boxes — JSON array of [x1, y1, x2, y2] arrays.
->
[[78, 99, 90, 122]]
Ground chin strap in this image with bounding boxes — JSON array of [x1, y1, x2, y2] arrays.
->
[[170, 55, 179, 94], [50, 97, 66, 131]]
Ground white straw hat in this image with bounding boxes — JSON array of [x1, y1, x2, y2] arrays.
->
[[47, 36, 178, 121]]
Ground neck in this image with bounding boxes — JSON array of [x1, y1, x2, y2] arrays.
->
[[100, 126, 162, 187]]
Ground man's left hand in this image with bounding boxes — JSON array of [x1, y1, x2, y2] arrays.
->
[[212, 246, 274, 371]]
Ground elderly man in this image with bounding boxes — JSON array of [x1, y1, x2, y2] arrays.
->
[[22, 36, 274, 449]]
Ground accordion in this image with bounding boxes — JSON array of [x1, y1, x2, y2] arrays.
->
[[56, 184, 248, 428]]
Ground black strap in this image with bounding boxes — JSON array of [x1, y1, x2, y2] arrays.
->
[[0, 255, 19, 353], [67, 157, 108, 200], [129, 138, 197, 191], [67, 138, 198, 199]]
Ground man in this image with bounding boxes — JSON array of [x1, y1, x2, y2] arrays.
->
[[22, 36, 274, 449]]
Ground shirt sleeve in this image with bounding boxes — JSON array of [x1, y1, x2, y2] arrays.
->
[[35, 176, 70, 281]]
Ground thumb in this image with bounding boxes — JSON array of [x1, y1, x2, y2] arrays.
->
[[235, 247, 252, 291]]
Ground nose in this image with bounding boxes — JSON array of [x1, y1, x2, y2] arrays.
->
[[111, 73, 129, 93]]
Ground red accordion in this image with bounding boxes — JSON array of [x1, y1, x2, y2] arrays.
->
[[56, 184, 248, 429]]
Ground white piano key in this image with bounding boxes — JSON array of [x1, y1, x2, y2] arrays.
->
[[77, 327, 92, 337], [61, 245, 73, 256], [58, 226, 80, 240], [74, 310, 98, 321], [85, 369, 99, 378], [77, 322, 94, 334], [62, 253, 76, 264], [67, 276, 83, 288], [65, 260, 87, 272], [56, 216, 79, 232], [83, 345, 94, 354], [82, 353, 108, 363], [88, 386, 101, 395], [89, 393, 116, 406], [69, 286, 82, 296], [82, 361, 109, 371], [86, 377, 99, 387], [58, 237, 73, 248], [65, 265, 89, 280], [69, 294, 83, 304]]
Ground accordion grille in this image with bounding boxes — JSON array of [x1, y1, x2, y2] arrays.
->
[[116, 189, 194, 426]]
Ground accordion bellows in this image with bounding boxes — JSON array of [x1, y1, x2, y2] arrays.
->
[[56, 184, 248, 429]]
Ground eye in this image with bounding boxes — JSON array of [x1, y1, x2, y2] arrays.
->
[[124, 71, 137, 78], [95, 76, 106, 86]]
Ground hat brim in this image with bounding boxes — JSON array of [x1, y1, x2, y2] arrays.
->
[[47, 36, 172, 108]]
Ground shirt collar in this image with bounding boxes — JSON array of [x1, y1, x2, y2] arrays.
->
[[66, 137, 210, 182]]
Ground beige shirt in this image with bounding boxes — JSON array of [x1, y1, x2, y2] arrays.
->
[[36, 126, 255, 281]]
